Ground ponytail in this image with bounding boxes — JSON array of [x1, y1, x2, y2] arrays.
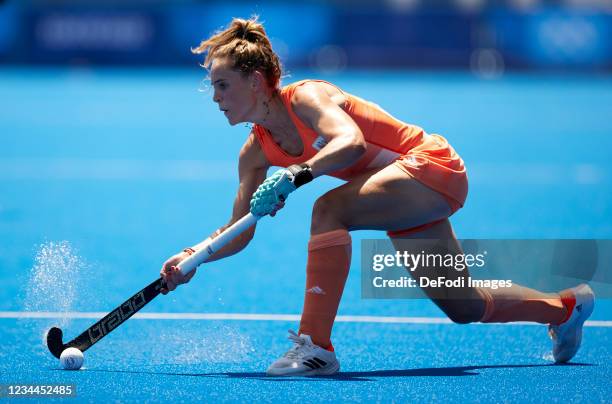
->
[[192, 16, 282, 89]]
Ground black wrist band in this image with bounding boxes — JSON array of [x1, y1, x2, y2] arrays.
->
[[287, 163, 314, 188]]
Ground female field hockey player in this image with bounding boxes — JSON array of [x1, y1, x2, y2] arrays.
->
[[160, 17, 594, 376]]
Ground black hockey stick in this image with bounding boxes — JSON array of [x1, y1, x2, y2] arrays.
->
[[46, 277, 164, 358], [46, 213, 259, 358]]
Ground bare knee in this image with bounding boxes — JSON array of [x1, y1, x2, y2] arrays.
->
[[434, 298, 485, 324], [311, 194, 345, 234]]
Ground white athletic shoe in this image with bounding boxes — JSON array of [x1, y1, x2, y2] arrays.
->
[[266, 330, 340, 376], [548, 284, 595, 363]]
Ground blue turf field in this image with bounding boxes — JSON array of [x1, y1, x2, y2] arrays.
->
[[0, 68, 611, 402]]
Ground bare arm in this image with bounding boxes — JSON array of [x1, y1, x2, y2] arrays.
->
[[195, 131, 269, 262], [292, 82, 366, 178], [159, 133, 269, 293]]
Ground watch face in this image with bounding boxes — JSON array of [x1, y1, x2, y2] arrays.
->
[[293, 168, 313, 187]]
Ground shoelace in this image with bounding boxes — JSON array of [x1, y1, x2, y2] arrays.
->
[[283, 330, 313, 360]]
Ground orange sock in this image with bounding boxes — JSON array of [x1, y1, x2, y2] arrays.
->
[[478, 285, 568, 325], [298, 229, 351, 348]]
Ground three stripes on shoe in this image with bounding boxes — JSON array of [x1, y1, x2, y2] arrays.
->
[[302, 357, 327, 369]]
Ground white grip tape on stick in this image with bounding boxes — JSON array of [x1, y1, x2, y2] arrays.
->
[[176, 213, 259, 275]]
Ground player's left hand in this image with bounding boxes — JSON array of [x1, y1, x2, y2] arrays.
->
[[249, 164, 313, 217], [159, 250, 197, 294]]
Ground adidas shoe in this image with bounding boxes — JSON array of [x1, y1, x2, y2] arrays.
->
[[548, 283, 595, 363], [266, 330, 340, 376]]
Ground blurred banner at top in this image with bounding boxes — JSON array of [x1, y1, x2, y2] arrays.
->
[[0, 0, 610, 74]]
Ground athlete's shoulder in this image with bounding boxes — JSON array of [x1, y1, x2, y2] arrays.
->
[[282, 79, 340, 98], [281, 79, 321, 91], [288, 80, 340, 108]]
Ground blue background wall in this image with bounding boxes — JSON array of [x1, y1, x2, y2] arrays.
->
[[1, 0, 611, 71]]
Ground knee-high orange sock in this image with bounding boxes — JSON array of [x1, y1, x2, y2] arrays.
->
[[298, 229, 351, 348], [478, 285, 568, 325]]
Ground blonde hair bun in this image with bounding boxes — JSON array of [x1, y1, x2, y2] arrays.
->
[[192, 16, 282, 89]]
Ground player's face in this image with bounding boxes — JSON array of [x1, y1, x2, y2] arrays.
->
[[210, 57, 257, 126]]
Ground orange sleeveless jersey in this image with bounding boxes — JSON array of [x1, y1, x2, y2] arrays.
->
[[253, 80, 468, 212]]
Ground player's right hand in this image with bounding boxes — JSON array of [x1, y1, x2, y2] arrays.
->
[[250, 168, 296, 217], [160, 250, 197, 294]]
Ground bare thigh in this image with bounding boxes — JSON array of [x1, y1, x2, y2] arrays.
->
[[314, 163, 484, 322], [315, 163, 452, 233]]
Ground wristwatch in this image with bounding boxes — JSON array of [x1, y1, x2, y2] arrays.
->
[[287, 163, 314, 188]]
